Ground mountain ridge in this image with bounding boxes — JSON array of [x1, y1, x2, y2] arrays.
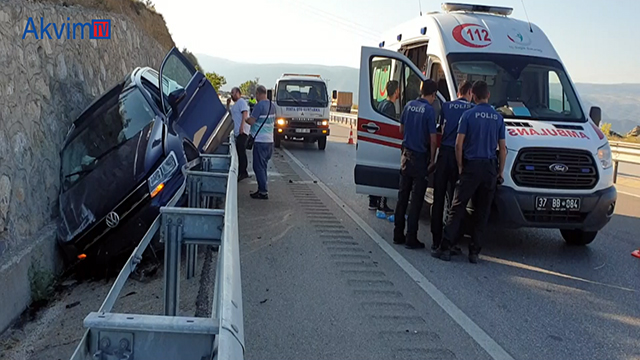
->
[[197, 54, 640, 134]]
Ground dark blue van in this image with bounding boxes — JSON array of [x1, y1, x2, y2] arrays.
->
[[57, 48, 226, 266]]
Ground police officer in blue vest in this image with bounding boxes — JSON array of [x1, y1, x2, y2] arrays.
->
[[393, 79, 438, 249], [431, 80, 474, 254], [433, 80, 506, 263]]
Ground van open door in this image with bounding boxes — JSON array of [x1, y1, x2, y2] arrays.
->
[[355, 46, 427, 198], [159, 48, 226, 153]]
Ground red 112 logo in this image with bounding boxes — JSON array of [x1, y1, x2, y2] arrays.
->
[[452, 24, 492, 48]]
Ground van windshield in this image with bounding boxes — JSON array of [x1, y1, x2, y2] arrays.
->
[[447, 53, 585, 122], [60, 86, 156, 191], [276, 81, 329, 107]]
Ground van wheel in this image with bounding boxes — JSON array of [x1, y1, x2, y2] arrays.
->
[[560, 229, 598, 246], [318, 137, 327, 150], [274, 135, 282, 148]]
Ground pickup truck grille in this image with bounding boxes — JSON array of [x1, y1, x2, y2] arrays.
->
[[512, 148, 598, 190], [289, 120, 319, 128]]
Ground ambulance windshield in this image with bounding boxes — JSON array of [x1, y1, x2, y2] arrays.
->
[[448, 53, 585, 122]]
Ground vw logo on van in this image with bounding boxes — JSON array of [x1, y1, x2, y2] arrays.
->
[[105, 211, 120, 228], [549, 163, 569, 173]]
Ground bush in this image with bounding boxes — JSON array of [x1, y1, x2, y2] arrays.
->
[[28, 260, 55, 303]]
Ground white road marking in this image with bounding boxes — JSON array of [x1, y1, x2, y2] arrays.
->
[[283, 148, 516, 360], [617, 190, 640, 199]]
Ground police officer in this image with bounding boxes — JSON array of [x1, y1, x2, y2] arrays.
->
[[393, 79, 438, 249], [433, 80, 506, 263], [430, 80, 474, 253]]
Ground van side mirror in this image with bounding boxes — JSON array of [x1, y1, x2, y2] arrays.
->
[[332, 90, 337, 100], [267, 89, 273, 101], [168, 88, 186, 116], [589, 106, 602, 126]]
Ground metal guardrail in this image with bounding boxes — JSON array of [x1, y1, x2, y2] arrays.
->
[[329, 111, 357, 127], [610, 141, 640, 183], [69, 132, 243, 360]]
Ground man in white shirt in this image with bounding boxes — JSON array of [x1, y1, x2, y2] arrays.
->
[[227, 87, 251, 181]]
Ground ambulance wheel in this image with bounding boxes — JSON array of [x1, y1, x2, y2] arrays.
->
[[275, 135, 282, 148], [560, 229, 597, 246], [318, 137, 327, 150]]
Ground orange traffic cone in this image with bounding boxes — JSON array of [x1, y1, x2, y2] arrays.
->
[[632, 249, 640, 258], [347, 124, 355, 145]]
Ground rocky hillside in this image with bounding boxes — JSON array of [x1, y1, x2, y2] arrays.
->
[[0, 0, 174, 333]]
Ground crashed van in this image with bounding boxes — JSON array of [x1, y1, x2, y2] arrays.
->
[[57, 48, 226, 265], [355, 3, 617, 245]]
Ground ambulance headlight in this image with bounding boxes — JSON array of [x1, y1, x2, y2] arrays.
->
[[597, 143, 612, 169], [276, 118, 286, 126]]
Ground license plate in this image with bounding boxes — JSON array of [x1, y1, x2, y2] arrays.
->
[[295, 129, 311, 133], [535, 197, 581, 211]]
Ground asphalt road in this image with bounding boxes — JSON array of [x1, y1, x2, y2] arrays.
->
[[271, 124, 640, 360]]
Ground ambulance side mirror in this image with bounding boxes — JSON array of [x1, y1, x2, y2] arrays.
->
[[589, 106, 602, 126], [267, 89, 273, 101], [332, 90, 337, 100]]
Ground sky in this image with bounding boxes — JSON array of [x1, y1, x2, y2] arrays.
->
[[151, 0, 640, 84]]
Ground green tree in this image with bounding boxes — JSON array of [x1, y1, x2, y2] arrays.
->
[[240, 77, 260, 97], [600, 122, 612, 137], [205, 72, 226, 92], [181, 48, 201, 70]]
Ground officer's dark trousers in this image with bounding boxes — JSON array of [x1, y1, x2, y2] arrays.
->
[[442, 159, 497, 254], [394, 149, 429, 243], [431, 146, 458, 247]]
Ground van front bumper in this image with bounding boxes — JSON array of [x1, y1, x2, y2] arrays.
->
[[490, 185, 617, 232], [277, 127, 330, 138]]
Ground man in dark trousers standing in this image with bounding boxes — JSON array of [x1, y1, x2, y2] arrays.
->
[[369, 80, 400, 214], [393, 79, 438, 249], [430, 80, 474, 253], [227, 87, 251, 181], [433, 80, 506, 263]]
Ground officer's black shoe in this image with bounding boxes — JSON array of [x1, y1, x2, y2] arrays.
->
[[431, 248, 452, 261], [468, 253, 479, 264], [431, 243, 439, 251], [393, 235, 406, 245], [405, 240, 425, 249], [451, 246, 463, 256]]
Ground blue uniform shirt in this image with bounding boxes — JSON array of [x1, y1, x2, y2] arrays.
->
[[440, 98, 475, 148], [458, 103, 505, 160], [400, 98, 437, 154]]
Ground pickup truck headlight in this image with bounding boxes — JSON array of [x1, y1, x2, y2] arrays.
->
[[597, 143, 612, 169], [148, 151, 179, 198]]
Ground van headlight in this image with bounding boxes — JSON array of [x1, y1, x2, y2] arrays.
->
[[148, 151, 179, 197], [597, 143, 612, 169]]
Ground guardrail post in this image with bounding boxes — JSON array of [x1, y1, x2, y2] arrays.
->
[[186, 177, 200, 279], [613, 160, 619, 184], [164, 219, 182, 316]]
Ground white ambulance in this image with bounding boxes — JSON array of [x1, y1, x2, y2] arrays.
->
[[355, 2, 617, 245], [273, 74, 331, 150]]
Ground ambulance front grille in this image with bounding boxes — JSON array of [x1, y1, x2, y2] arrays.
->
[[512, 148, 598, 190]]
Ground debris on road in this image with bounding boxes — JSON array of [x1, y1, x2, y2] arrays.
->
[[65, 301, 80, 309]]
